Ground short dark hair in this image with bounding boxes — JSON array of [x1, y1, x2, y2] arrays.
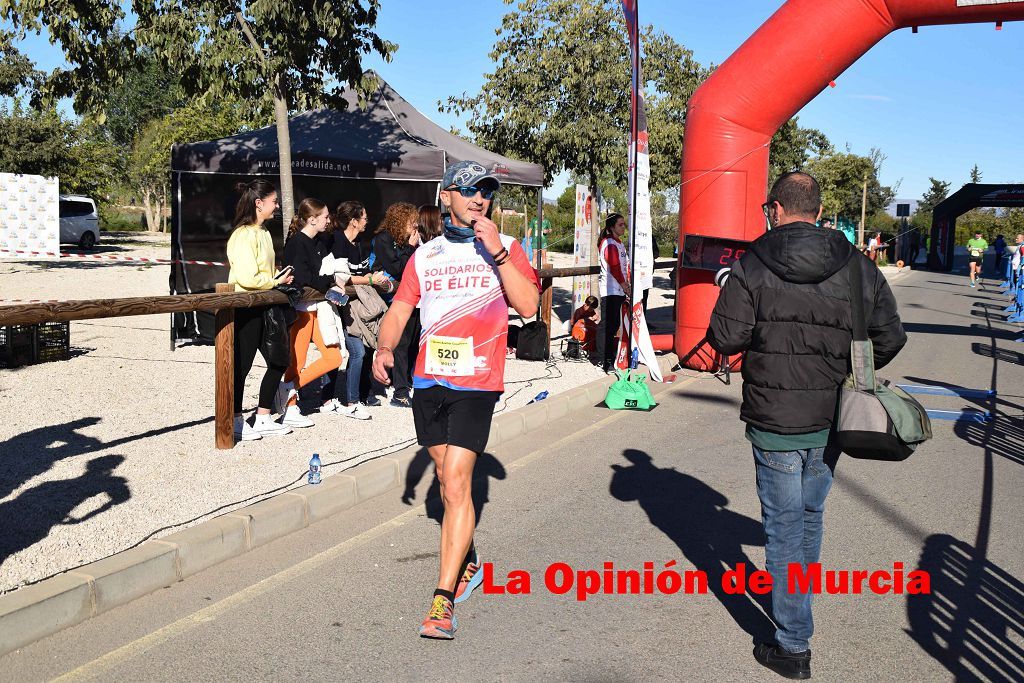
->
[[768, 172, 821, 218]]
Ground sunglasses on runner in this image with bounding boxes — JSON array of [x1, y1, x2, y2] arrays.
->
[[446, 185, 497, 200]]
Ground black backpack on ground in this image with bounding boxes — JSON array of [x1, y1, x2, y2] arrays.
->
[[515, 320, 549, 361]]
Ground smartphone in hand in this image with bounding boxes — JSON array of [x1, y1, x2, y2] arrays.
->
[[274, 265, 293, 279]]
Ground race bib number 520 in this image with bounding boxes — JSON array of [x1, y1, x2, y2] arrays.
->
[[425, 335, 474, 376]]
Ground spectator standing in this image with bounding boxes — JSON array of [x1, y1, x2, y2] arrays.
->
[[708, 172, 906, 680], [227, 179, 294, 441], [597, 213, 630, 373], [908, 229, 921, 269], [279, 198, 347, 425], [325, 201, 394, 419], [418, 204, 443, 242], [993, 234, 1007, 275], [867, 231, 885, 264], [372, 202, 421, 408]]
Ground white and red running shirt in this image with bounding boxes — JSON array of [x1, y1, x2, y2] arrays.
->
[[394, 234, 540, 392]]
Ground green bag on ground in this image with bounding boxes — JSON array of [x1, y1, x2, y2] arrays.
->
[[604, 369, 655, 410]]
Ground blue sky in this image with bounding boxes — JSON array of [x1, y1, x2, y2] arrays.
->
[[11, 0, 1024, 201]]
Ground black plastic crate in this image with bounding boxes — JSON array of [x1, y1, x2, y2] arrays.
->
[[0, 322, 70, 368]]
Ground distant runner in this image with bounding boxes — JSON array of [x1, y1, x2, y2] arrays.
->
[[967, 231, 988, 288], [372, 160, 540, 640]]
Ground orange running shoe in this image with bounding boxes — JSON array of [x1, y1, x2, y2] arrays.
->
[[454, 558, 483, 604], [418, 595, 457, 639]]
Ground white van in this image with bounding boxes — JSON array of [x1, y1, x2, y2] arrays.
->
[[59, 195, 100, 250]]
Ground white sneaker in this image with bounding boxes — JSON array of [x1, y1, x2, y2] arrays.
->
[[318, 398, 344, 415], [251, 414, 293, 436], [233, 416, 262, 441], [340, 404, 371, 421], [274, 381, 297, 415], [282, 404, 314, 428]]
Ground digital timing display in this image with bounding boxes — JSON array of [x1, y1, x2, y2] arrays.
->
[[681, 234, 752, 271]]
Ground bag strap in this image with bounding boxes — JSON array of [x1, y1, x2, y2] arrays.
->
[[847, 254, 868, 342], [846, 253, 876, 392]]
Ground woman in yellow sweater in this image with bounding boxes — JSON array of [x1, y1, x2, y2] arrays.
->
[[228, 179, 295, 441]]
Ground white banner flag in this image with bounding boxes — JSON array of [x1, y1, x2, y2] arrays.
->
[[0, 173, 59, 261], [572, 184, 594, 311]]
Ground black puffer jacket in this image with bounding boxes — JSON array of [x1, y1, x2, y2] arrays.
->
[[707, 222, 906, 434]]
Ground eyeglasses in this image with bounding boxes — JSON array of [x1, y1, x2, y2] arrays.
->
[[447, 185, 497, 200]]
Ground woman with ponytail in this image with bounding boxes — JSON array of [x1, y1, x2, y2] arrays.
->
[[277, 198, 348, 427], [227, 179, 294, 441]]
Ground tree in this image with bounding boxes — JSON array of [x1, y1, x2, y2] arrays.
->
[[442, 0, 708, 194], [969, 164, 982, 184], [0, 30, 40, 97], [805, 147, 896, 222], [768, 117, 832, 188], [0, 102, 117, 197], [918, 177, 951, 215], [4, 0, 396, 235], [129, 100, 252, 232]]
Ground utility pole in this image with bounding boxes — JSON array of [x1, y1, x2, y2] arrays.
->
[[858, 177, 868, 248]]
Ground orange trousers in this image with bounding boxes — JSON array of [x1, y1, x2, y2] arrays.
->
[[285, 310, 343, 389]]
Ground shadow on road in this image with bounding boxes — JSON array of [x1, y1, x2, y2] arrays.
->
[[401, 448, 507, 527], [905, 300, 1024, 680], [608, 449, 775, 643], [905, 534, 1024, 682]]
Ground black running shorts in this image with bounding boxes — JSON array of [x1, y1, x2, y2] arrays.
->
[[411, 385, 501, 453], [970, 255, 983, 266]]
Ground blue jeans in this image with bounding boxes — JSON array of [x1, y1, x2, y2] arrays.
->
[[338, 334, 365, 405], [753, 445, 836, 653]]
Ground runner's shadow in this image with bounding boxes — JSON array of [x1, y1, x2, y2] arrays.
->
[[906, 534, 1024, 682], [0, 417, 103, 501], [0, 455, 130, 568], [401, 448, 507, 527], [609, 449, 775, 643]]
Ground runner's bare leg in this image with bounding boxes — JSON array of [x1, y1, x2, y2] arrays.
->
[[429, 444, 477, 592]]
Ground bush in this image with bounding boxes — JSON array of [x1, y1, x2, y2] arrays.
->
[[99, 205, 147, 232]]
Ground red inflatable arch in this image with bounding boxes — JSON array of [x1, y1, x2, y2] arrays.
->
[[666, 0, 1024, 369]]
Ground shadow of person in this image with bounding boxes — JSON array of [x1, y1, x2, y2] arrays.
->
[[906, 534, 1024, 682], [610, 449, 776, 643], [0, 455, 130, 567], [0, 417, 104, 501], [401, 448, 507, 527]]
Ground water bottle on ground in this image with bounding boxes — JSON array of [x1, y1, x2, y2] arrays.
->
[[308, 453, 322, 485], [528, 391, 549, 405]]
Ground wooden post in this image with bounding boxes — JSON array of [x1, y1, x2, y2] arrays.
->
[[214, 283, 235, 449], [541, 276, 553, 354]]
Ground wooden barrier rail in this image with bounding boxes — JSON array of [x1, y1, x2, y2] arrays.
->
[[0, 259, 678, 448]]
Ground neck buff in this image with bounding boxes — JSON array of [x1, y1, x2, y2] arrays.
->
[[443, 216, 476, 243]]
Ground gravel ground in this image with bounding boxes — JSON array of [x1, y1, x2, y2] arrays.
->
[[0, 234, 674, 593]]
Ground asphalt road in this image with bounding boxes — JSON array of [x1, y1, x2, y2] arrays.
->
[[2, 264, 1022, 682]]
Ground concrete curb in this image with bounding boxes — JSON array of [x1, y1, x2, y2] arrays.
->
[[0, 353, 678, 656]]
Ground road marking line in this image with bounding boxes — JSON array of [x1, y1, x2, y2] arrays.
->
[[56, 374, 703, 680]]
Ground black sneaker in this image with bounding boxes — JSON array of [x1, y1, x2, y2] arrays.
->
[[362, 395, 382, 407], [390, 395, 412, 408], [753, 643, 811, 680]]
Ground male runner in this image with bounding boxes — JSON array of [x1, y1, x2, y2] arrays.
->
[[967, 230, 988, 287], [372, 160, 540, 639]]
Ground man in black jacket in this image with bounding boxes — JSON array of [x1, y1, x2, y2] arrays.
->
[[707, 172, 906, 680]]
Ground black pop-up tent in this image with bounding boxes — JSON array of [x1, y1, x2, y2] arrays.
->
[[170, 72, 544, 342]]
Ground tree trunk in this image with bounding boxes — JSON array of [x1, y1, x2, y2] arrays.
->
[[273, 71, 294, 240], [142, 189, 158, 232]]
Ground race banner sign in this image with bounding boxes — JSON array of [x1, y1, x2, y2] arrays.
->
[[0, 173, 59, 261], [572, 184, 594, 311]]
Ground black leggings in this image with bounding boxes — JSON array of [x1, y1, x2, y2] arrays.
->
[[234, 306, 288, 413], [601, 294, 626, 368], [392, 308, 421, 397]]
